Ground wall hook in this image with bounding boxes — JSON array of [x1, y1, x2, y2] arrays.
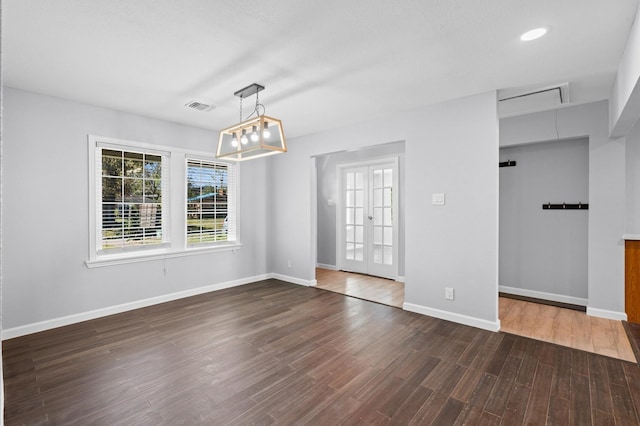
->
[[499, 160, 517, 168], [541, 202, 589, 210]]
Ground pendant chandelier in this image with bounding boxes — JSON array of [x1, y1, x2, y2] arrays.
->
[[216, 83, 287, 161]]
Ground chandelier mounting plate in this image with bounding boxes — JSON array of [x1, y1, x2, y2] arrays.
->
[[234, 83, 265, 99]]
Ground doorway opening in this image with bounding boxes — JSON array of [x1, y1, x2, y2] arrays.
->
[[313, 141, 405, 307], [495, 137, 635, 361]]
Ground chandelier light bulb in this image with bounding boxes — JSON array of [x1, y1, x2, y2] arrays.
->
[[231, 133, 238, 147], [250, 125, 259, 142], [263, 122, 271, 139], [240, 129, 248, 145]]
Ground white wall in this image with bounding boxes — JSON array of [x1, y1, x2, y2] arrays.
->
[[4, 88, 501, 333], [499, 139, 589, 303], [501, 101, 627, 319], [270, 91, 500, 331], [2, 88, 270, 333]]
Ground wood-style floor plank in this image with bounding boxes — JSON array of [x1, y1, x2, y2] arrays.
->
[[4, 279, 640, 425], [319, 269, 636, 362], [315, 268, 404, 308]]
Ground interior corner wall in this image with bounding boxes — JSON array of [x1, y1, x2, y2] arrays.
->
[[610, 2, 640, 137], [500, 101, 626, 317], [0, 67, 4, 422], [315, 141, 406, 276], [270, 91, 500, 329], [2, 87, 270, 332]]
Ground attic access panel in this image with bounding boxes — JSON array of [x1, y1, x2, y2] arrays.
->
[[498, 84, 569, 117]]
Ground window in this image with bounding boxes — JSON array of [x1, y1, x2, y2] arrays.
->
[[87, 136, 240, 267], [97, 146, 169, 252], [186, 159, 236, 246]]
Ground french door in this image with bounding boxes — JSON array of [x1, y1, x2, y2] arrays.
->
[[338, 159, 398, 279]]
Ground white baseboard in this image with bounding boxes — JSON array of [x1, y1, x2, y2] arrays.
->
[[2, 274, 271, 340], [269, 273, 316, 287], [403, 302, 500, 332], [396, 275, 406, 283], [499, 286, 588, 307], [586, 307, 627, 321], [316, 263, 338, 271]]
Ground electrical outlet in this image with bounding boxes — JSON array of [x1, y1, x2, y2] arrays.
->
[[445, 287, 454, 300], [287, 259, 292, 268]]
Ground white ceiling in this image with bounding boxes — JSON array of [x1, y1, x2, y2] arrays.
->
[[3, 0, 638, 138]]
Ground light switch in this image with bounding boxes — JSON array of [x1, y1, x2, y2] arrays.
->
[[432, 193, 445, 205], [327, 199, 334, 207]]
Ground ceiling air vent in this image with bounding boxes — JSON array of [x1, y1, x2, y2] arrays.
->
[[498, 83, 569, 117], [184, 100, 215, 112]]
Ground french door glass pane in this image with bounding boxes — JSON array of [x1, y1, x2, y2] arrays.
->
[[346, 225, 354, 242], [384, 227, 393, 244], [346, 242, 354, 260], [373, 169, 382, 187], [346, 191, 354, 207], [383, 207, 392, 226], [383, 246, 393, 265], [374, 208, 382, 226], [373, 245, 382, 263], [374, 227, 382, 245], [355, 208, 364, 225], [383, 168, 392, 187], [346, 208, 354, 225], [384, 188, 392, 205], [373, 189, 382, 207]]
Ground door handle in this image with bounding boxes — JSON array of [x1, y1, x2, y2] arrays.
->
[[368, 216, 373, 220]]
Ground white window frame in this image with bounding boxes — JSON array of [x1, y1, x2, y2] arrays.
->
[[86, 135, 242, 268]]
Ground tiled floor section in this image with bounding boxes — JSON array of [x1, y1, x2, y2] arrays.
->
[[315, 268, 404, 308], [500, 296, 636, 362], [316, 268, 637, 362], [6, 279, 640, 424]]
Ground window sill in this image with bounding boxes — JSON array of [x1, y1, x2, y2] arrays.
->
[[85, 243, 243, 268]]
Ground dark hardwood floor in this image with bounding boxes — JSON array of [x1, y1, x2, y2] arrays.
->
[[4, 279, 640, 425]]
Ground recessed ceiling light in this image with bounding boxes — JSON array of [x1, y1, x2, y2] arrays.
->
[[520, 27, 548, 41]]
